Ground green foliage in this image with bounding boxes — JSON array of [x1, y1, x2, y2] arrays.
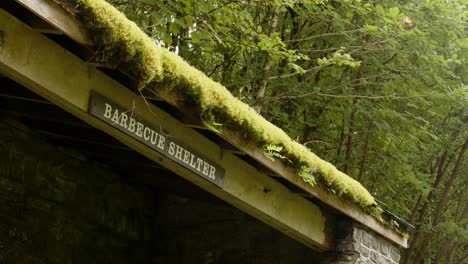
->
[[297, 165, 316, 186], [201, 110, 223, 134], [75, 0, 377, 216], [71, 0, 467, 261], [438, 220, 468, 243], [263, 144, 288, 162], [317, 51, 361, 68]]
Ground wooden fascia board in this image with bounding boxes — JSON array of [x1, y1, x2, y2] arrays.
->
[[14, 0, 92, 46], [224, 130, 408, 248], [0, 10, 332, 251], [12, 0, 407, 248]]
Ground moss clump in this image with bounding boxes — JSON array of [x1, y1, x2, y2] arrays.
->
[[75, 0, 378, 214], [77, 0, 163, 88]]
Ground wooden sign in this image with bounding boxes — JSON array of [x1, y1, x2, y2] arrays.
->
[[88, 92, 225, 187]]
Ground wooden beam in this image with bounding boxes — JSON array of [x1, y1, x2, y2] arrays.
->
[[0, 10, 333, 251], [6, 0, 407, 248], [13, 0, 408, 248], [32, 27, 62, 34], [13, 0, 92, 46], [222, 130, 408, 248]]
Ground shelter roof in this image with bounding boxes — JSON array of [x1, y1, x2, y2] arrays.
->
[[3, 0, 410, 247]]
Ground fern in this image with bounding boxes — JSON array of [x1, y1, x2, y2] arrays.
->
[[297, 165, 316, 186], [263, 144, 288, 162], [201, 111, 223, 134]]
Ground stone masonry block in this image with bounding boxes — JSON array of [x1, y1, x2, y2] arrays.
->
[[370, 250, 379, 262], [370, 236, 379, 250], [390, 246, 401, 263], [361, 231, 371, 246], [333, 221, 404, 264], [352, 228, 363, 242], [380, 242, 390, 256], [360, 244, 370, 258], [379, 254, 393, 264], [340, 253, 359, 262], [356, 259, 370, 264], [337, 241, 359, 252]]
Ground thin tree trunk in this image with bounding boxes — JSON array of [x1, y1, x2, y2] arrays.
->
[[412, 137, 467, 264], [448, 201, 468, 263], [335, 114, 346, 165], [434, 238, 451, 264], [357, 130, 370, 181], [455, 250, 468, 264], [435, 201, 467, 263], [402, 132, 460, 264], [409, 131, 459, 225], [343, 107, 356, 175], [343, 69, 362, 175], [254, 6, 280, 114], [409, 150, 448, 224]]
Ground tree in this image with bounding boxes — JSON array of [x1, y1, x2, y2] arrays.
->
[[108, 0, 467, 262]]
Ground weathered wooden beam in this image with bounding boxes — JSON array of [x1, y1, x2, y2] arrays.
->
[[222, 129, 408, 248], [24, 13, 62, 33], [0, 10, 333, 251], [32, 27, 62, 34], [10, 0, 408, 248], [13, 0, 92, 46]]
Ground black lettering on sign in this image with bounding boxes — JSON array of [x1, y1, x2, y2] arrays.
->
[[88, 92, 224, 187]]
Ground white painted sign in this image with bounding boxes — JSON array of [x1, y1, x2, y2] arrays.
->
[[88, 92, 224, 187]]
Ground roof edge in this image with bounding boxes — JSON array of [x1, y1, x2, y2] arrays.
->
[[19, 0, 408, 246]]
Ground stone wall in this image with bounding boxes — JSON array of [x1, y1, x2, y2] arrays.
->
[[332, 220, 401, 264], [0, 120, 159, 263], [0, 119, 322, 263], [0, 118, 404, 263], [154, 193, 323, 264]]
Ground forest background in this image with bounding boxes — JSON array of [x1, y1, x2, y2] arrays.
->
[[107, 0, 466, 263]]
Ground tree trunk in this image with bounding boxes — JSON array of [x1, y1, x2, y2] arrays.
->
[[335, 114, 346, 165], [412, 137, 467, 264], [343, 107, 356, 175], [343, 69, 362, 175], [402, 132, 461, 264], [357, 130, 370, 181], [435, 201, 468, 263], [253, 6, 280, 114]]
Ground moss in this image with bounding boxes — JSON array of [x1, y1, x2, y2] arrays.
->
[[76, 0, 382, 219]]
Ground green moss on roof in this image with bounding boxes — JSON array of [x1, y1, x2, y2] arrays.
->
[[76, 0, 379, 215]]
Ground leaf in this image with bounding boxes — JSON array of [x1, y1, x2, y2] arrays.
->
[[389, 7, 400, 18], [297, 166, 316, 186], [201, 111, 223, 134], [288, 63, 306, 74], [170, 23, 180, 35], [365, 25, 379, 33], [163, 33, 173, 46], [415, 116, 429, 124], [424, 131, 440, 141], [191, 31, 210, 42], [263, 144, 291, 163], [137, 0, 157, 5]]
